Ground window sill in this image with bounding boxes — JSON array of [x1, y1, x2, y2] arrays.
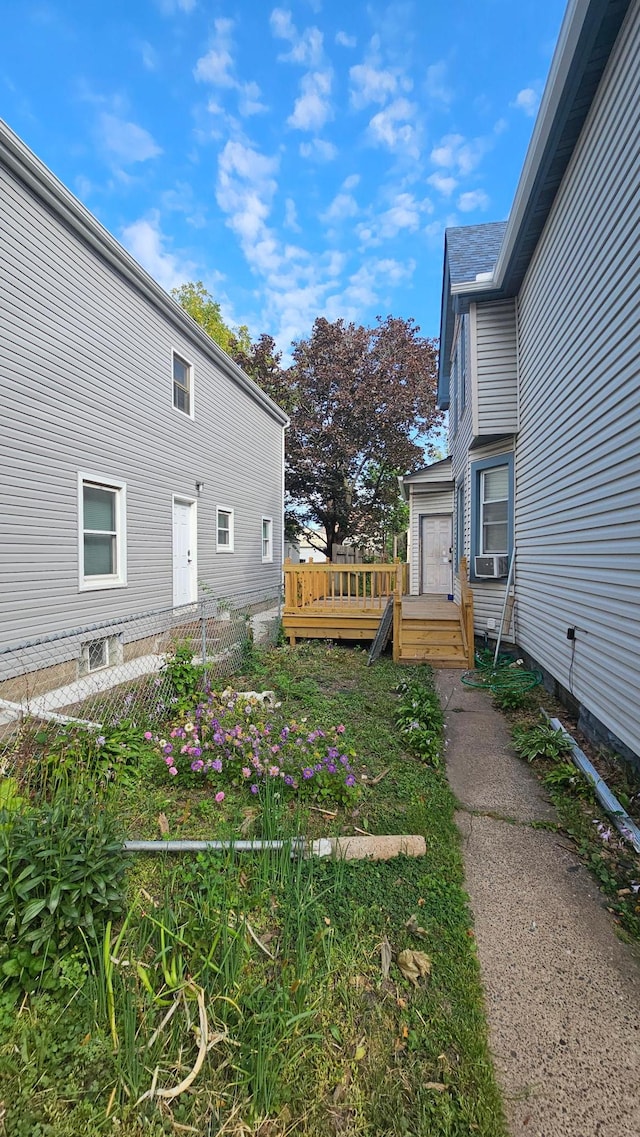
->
[[79, 578, 128, 592], [216, 546, 235, 554]]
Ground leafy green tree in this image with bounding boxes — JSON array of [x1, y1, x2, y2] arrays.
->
[[171, 282, 251, 355]]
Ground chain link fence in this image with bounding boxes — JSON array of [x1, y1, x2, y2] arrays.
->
[[0, 591, 281, 771]]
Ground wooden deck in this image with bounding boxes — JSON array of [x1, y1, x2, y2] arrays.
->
[[282, 561, 474, 667]]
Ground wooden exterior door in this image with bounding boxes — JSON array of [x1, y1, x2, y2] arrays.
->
[[420, 515, 453, 595]]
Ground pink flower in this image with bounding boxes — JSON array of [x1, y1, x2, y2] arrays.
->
[[241, 767, 251, 778], [168, 766, 178, 776], [144, 731, 153, 740], [336, 724, 345, 734], [215, 791, 225, 803]]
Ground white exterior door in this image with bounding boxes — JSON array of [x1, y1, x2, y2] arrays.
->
[[420, 515, 453, 594], [173, 498, 196, 606]]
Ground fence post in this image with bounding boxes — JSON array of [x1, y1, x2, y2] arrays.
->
[[200, 596, 207, 673]]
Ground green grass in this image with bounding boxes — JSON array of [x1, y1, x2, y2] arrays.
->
[[0, 642, 507, 1136]]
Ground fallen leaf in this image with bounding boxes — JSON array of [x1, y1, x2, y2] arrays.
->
[[401, 1024, 409, 1039], [405, 915, 428, 940], [381, 936, 392, 979], [354, 1043, 366, 1061], [397, 949, 431, 987], [396, 996, 408, 1009], [157, 812, 169, 837], [324, 916, 331, 926], [425, 1082, 447, 1092], [394, 1037, 407, 1052], [349, 974, 372, 990], [417, 897, 426, 907]]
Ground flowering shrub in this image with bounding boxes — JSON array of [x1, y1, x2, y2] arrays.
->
[[146, 690, 358, 806]]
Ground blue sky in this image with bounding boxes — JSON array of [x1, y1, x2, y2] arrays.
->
[[1, 0, 567, 352]]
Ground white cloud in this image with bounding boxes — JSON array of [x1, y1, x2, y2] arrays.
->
[[335, 30, 356, 48], [457, 189, 490, 212], [299, 138, 338, 161], [194, 19, 267, 116], [512, 87, 539, 117], [121, 213, 197, 291], [140, 41, 159, 71], [343, 173, 360, 190], [216, 139, 279, 255], [321, 191, 358, 225], [157, 0, 195, 13], [194, 18, 235, 86], [427, 171, 458, 197], [284, 197, 301, 231], [350, 62, 398, 109], [430, 132, 489, 176], [367, 98, 419, 158], [342, 257, 415, 308], [357, 192, 432, 246], [269, 8, 323, 66], [238, 81, 268, 116], [98, 113, 162, 164], [425, 61, 452, 105], [287, 68, 333, 130]]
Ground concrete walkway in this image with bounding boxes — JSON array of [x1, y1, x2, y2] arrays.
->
[[435, 670, 640, 1137]]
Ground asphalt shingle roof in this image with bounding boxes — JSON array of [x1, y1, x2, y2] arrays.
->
[[446, 221, 508, 285]]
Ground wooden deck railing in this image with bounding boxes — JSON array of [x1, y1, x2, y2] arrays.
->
[[457, 557, 475, 667], [283, 560, 404, 614]]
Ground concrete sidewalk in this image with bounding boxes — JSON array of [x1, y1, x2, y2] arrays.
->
[[435, 670, 640, 1137]]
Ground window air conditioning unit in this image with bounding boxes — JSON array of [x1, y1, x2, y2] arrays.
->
[[474, 555, 509, 579]]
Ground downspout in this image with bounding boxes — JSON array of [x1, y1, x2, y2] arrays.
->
[[545, 715, 640, 857]]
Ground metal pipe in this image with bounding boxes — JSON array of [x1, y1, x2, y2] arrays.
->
[[123, 838, 306, 854], [547, 715, 640, 856]]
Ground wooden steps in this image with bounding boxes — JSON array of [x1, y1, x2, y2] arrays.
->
[[398, 622, 467, 666]]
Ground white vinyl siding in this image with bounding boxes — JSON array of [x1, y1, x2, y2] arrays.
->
[[0, 148, 286, 644], [78, 473, 126, 590], [515, 1, 640, 756], [216, 507, 234, 552], [471, 300, 518, 437]]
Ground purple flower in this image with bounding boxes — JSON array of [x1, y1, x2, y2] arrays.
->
[[327, 747, 339, 760], [302, 767, 314, 780], [340, 755, 349, 766], [345, 774, 356, 788], [96, 735, 106, 747], [326, 763, 337, 774], [163, 744, 173, 755], [284, 775, 295, 786], [250, 784, 259, 794], [211, 758, 222, 773]]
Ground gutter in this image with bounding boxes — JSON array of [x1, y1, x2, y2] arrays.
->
[[0, 119, 289, 429]]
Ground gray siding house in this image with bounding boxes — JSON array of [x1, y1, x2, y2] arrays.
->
[[0, 121, 288, 665], [418, 0, 640, 761]]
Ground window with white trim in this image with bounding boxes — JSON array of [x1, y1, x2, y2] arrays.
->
[[262, 517, 273, 562], [173, 352, 192, 416], [79, 475, 126, 589], [216, 507, 234, 552], [479, 466, 509, 554]]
